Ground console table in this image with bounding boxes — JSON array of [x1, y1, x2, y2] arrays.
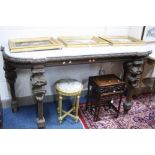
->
[[1, 45, 152, 128]]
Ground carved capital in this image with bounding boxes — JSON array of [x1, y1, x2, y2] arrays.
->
[[125, 60, 144, 88], [4, 61, 17, 84]]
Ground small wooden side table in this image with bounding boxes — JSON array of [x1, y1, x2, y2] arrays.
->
[[86, 74, 125, 121]]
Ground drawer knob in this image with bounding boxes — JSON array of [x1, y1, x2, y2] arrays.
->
[[62, 61, 66, 65], [89, 59, 92, 63], [69, 60, 72, 64], [92, 59, 95, 62]]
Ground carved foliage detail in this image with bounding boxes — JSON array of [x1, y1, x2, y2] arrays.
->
[[3, 61, 17, 85], [31, 66, 47, 103]]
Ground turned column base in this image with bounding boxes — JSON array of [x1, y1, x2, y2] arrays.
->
[[11, 100, 19, 112], [123, 101, 132, 114], [37, 117, 45, 129]]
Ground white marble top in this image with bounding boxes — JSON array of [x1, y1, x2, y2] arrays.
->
[[55, 79, 83, 93], [3, 42, 155, 60]]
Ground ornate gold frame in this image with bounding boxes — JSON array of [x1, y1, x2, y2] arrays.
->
[[99, 36, 145, 46], [58, 36, 109, 47], [9, 37, 63, 53]]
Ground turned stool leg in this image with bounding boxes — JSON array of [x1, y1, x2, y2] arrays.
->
[[58, 95, 63, 124], [72, 98, 76, 113], [75, 95, 80, 122]]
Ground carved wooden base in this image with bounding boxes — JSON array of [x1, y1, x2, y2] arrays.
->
[[123, 60, 144, 113], [123, 101, 132, 114], [37, 117, 45, 129], [31, 65, 47, 129]]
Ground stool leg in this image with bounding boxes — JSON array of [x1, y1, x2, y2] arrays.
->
[[57, 96, 60, 114], [72, 98, 76, 113], [75, 95, 80, 122], [58, 95, 63, 124]]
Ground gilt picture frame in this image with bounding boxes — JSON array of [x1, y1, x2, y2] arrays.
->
[[9, 37, 63, 53], [58, 36, 109, 47], [99, 36, 144, 46], [141, 26, 155, 42]]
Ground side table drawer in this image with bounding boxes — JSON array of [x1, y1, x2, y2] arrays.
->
[[99, 84, 125, 93]]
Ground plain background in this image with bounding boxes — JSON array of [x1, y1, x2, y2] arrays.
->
[[0, 0, 155, 155]]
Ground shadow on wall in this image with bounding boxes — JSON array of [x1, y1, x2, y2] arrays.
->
[[143, 63, 155, 78]]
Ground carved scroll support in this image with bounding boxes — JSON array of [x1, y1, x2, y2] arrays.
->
[[123, 60, 144, 113], [4, 60, 18, 112], [31, 65, 47, 129]]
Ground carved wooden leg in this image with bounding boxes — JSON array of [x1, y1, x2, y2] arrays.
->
[[31, 66, 47, 129], [94, 94, 101, 122], [4, 60, 18, 112], [123, 60, 144, 113]]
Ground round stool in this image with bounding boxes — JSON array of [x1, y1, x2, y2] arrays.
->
[[55, 79, 83, 124]]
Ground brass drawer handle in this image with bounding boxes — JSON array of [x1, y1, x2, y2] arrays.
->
[[89, 59, 92, 63]]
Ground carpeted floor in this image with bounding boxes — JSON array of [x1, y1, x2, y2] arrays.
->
[[3, 99, 85, 129], [2, 94, 155, 129], [79, 94, 155, 129]]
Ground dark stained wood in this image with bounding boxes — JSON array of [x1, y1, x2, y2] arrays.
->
[[123, 60, 145, 113], [86, 74, 125, 121], [3, 60, 18, 112], [0, 46, 152, 128], [31, 65, 47, 128]]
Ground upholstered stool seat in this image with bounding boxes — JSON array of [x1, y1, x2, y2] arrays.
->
[[55, 79, 83, 124]]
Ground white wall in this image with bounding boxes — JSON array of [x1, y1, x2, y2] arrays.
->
[[0, 26, 129, 101], [128, 26, 155, 77], [128, 26, 143, 39]]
